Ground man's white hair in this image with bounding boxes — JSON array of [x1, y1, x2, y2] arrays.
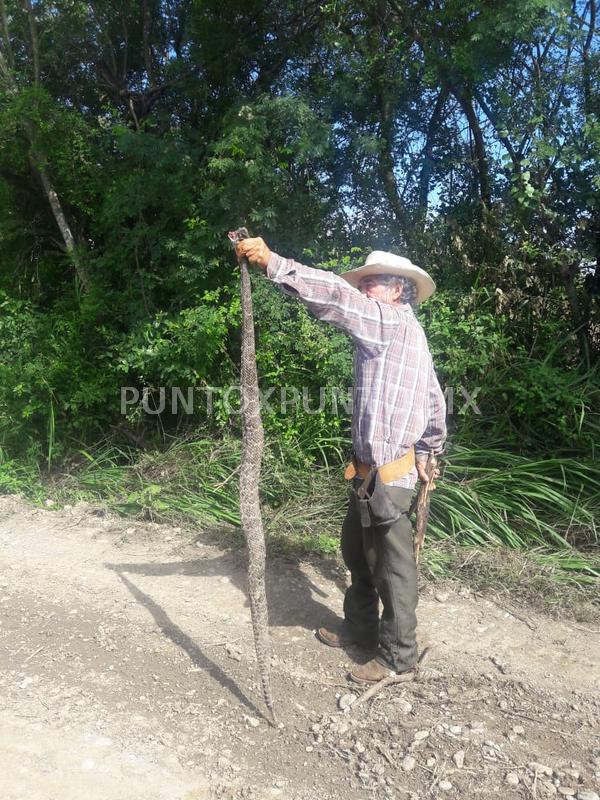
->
[[376, 274, 418, 307]]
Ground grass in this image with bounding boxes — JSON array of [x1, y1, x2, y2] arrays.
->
[[430, 445, 599, 557], [419, 543, 599, 622], [1, 434, 598, 610], [47, 436, 349, 555], [0, 449, 45, 502]]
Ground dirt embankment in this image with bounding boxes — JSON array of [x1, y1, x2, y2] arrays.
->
[[1, 495, 599, 800]]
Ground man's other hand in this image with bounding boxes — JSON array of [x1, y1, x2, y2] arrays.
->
[[235, 237, 271, 270], [416, 460, 440, 490]]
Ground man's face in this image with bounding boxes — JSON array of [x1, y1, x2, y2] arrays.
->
[[358, 275, 402, 305]]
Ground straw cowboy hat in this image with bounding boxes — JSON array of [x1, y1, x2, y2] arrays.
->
[[341, 251, 436, 304]]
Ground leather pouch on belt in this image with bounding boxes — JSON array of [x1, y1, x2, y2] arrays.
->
[[355, 469, 401, 529]]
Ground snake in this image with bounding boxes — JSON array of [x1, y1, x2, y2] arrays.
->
[[228, 227, 275, 724]]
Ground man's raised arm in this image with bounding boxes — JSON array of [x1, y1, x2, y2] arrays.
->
[[235, 237, 403, 351]]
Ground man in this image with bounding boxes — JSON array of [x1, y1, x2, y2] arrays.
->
[[236, 237, 446, 684]]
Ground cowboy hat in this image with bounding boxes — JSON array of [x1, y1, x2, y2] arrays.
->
[[341, 251, 436, 304]]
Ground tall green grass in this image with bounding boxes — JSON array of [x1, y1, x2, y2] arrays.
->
[[432, 445, 598, 550], [31, 435, 596, 588], [2, 432, 597, 588], [73, 438, 243, 525], [430, 445, 599, 585], [0, 448, 44, 501]]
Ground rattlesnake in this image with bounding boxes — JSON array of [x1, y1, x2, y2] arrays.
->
[[228, 227, 275, 724]]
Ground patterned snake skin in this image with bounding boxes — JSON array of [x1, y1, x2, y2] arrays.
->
[[228, 228, 275, 724]]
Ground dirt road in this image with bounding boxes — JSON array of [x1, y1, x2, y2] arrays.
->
[[1, 495, 599, 799]]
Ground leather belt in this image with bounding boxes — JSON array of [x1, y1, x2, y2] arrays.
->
[[344, 447, 416, 484]]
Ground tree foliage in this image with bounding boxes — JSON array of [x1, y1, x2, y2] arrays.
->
[[0, 0, 598, 464]]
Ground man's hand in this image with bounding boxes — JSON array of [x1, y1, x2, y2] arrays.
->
[[416, 459, 440, 490], [235, 237, 271, 271]]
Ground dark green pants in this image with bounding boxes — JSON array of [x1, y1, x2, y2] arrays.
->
[[340, 478, 418, 672]]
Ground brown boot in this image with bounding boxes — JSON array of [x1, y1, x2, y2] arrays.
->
[[316, 627, 377, 651], [348, 658, 416, 685]]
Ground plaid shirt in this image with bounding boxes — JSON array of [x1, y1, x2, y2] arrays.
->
[[267, 253, 447, 488]]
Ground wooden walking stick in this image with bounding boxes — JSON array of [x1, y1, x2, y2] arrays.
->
[[412, 451, 438, 564], [228, 227, 276, 725]]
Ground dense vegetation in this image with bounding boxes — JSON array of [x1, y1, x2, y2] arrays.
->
[[0, 1, 598, 588]]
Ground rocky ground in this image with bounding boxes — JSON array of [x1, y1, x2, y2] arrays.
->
[[0, 494, 599, 800]]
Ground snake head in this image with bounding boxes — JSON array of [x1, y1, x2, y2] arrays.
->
[[228, 227, 250, 246]]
